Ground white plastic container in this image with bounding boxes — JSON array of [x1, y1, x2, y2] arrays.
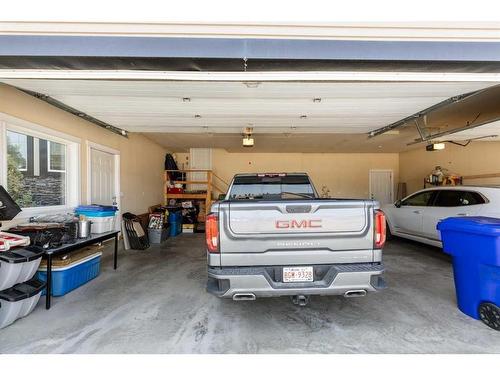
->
[[89, 216, 116, 234], [0, 247, 44, 291], [0, 277, 45, 329]]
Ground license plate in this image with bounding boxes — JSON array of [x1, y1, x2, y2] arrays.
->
[[283, 266, 314, 283]]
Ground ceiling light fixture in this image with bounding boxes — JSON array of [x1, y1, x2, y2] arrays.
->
[[243, 135, 255, 147], [242, 126, 255, 147], [426, 142, 446, 151]]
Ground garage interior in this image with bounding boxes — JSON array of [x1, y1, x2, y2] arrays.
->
[[1, 29, 500, 353]]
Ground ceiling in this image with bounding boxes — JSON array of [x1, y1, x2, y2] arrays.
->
[[2, 78, 500, 152], [144, 131, 418, 153]]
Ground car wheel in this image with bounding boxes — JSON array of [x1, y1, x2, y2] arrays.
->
[[479, 302, 500, 331]]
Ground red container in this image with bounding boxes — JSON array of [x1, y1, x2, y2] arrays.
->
[[167, 187, 184, 194]]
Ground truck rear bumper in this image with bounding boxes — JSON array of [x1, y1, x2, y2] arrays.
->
[[207, 263, 386, 299]]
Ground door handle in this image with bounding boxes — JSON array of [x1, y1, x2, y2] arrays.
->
[[457, 213, 467, 216], [413, 210, 421, 214]]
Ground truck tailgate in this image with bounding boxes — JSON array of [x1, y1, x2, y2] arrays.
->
[[218, 200, 376, 266]]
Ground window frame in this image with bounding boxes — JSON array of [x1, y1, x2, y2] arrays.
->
[[5, 130, 29, 172], [432, 189, 488, 207], [47, 140, 67, 173], [0, 113, 81, 219], [401, 190, 437, 207]]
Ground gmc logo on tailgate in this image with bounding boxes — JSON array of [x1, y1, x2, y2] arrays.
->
[[275, 219, 322, 229]]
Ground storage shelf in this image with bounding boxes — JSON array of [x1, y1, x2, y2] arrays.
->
[[172, 180, 208, 184], [166, 193, 207, 199], [164, 170, 213, 223], [164, 169, 229, 223]]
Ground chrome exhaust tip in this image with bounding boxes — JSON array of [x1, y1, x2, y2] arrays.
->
[[344, 290, 367, 298], [232, 293, 256, 301]]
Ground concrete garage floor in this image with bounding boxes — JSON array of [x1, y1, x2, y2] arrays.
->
[[1, 234, 499, 354]]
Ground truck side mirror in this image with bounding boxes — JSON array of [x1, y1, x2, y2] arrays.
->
[[218, 194, 226, 201], [395, 200, 402, 208]]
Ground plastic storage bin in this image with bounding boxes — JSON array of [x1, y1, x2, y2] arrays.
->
[[36, 252, 102, 297], [75, 205, 118, 213], [75, 210, 116, 217], [0, 247, 44, 290], [75, 205, 118, 234], [0, 277, 45, 329], [89, 216, 116, 234], [148, 228, 169, 244], [168, 211, 183, 237], [437, 216, 500, 330]]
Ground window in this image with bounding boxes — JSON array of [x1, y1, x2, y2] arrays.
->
[[459, 191, 486, 206], [229, 174, 316, 200], [401, 191, 435, 207], [6, 131, 67, 207], [6, 131, 28, 171], [48, 141, 66, 172], [1, 115, 80, 213], [433, 190, 486, 207]]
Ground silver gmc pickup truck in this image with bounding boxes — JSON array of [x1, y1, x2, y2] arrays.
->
[[206, 173, 386, 305]]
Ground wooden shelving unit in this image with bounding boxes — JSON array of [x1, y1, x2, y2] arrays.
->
[[164, 169, 216, 222], [462, 172, 500, 180]]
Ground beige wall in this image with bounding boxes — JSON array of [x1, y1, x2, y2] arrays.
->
[[0, 84, 166, 214], [176, 149, 399, 199], [400, 142, 500, 194]]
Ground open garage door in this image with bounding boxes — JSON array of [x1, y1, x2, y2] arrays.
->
[[1, 75, 500, 153]]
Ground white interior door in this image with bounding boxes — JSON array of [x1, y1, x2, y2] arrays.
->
[[90, 148, 116, 206], [189, 148, 212, 191], [369, 170, 393, 205]]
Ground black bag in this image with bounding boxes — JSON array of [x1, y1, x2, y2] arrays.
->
[[164, 154, 184, 182], [0, 185, 22, 221]]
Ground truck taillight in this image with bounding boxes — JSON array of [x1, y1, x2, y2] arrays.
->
[[374, 210, 386, 249], [206, 214, 219, 253]]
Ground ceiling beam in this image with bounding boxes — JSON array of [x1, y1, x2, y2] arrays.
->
[[16, 86, 128, 137], [2, 70, 500, 82], [4, 35, 500, 61]]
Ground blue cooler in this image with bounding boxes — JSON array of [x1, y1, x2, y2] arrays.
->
[[437, 216, 500, 330], [36, 252, 102, 296]]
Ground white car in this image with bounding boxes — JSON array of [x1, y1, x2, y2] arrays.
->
[[381, 186, 500, 247]]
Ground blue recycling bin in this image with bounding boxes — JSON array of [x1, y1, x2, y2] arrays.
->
[[168, 211, 183, 237], [437, 217, 500, 330]]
